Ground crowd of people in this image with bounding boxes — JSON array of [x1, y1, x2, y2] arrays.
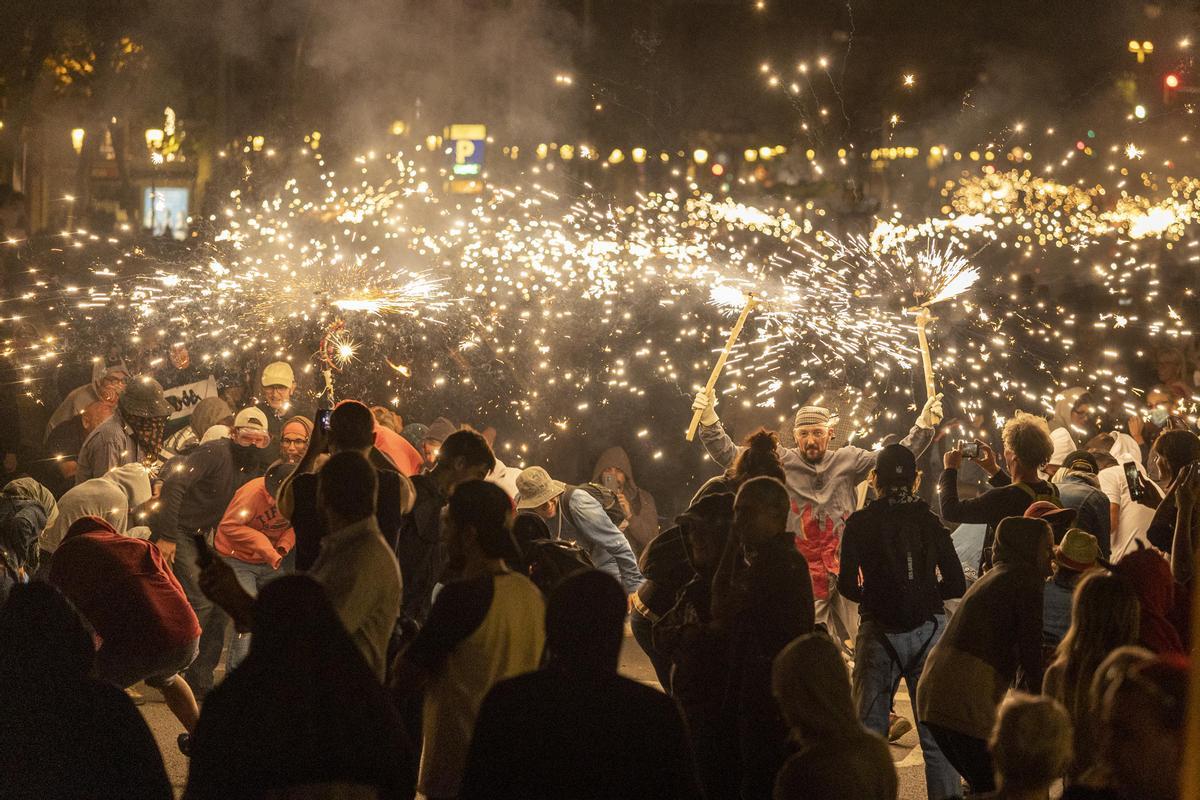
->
[[0, 346, 1197, 800]]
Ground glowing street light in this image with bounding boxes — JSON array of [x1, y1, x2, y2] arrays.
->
[[70, 128, 86, 155], [692, 148, 709, 165], [1129, 39, 1154, 63]]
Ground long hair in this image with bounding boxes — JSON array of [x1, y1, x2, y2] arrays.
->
[[726, 428, 785, 486], [1049, 572, 1140, 723]]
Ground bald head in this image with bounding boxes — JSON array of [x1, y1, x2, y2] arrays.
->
[[82, 401, 115, 433]]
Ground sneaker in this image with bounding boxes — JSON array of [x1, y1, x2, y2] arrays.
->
[[177, 733, 192, 757], [888, 713, 913, 742]]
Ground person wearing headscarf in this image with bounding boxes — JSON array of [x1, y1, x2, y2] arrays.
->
[[41, 463, 153, 557], [1048, 388, 1093, 474], [185, 576, 415, 800], [278, 416, 313, 465], [0, 582, 172, 800], [917, 516, 1054, 795], [43, 362, 129, 441], [1109, 545, 1184, 654], [591, 446, 659, 555], [0, 477, 58, 602], [160, 396, 234, 461], [772, 633, 898, 800]]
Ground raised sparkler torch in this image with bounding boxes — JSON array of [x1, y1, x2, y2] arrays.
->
[[912, 305, 937, 400], [687, 289, 758, 442]]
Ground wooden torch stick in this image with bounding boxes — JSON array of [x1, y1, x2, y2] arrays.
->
[[914, 305, 937, 401], [686, 294, 757, 441]]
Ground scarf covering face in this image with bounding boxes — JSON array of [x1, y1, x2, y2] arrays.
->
[[126, 414, 167, 463]]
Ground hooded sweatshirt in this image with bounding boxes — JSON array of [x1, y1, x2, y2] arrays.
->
[[1112, 547, 1184, 654], [917, 519, 1048, 740], [150, 439, 258, 542], [49, 516, 201, 655], [1098, 432, 1160, 560], [0, 479, 58, 597], [772, 634, 898, 800], [214, 477, 294, 568], [42, 464, 153, 553], [160, 396, 232, 460], [591, 446, 659, 554], [43, 363, 128, 440]]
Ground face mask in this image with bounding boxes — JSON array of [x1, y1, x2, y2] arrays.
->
[[230, 440, 259, 469], [1149, 407, 1170, 427]]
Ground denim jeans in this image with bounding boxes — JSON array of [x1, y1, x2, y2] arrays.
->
[[224, 551, 294, 671], [171, 532, 229, 696], [852, 616, 962, 800]]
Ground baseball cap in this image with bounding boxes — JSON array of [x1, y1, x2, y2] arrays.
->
[[1063, 449, 1099, 474], [261, 361, 295, 388], [234, 407, 269, 431], [875, 443, 917, 486]]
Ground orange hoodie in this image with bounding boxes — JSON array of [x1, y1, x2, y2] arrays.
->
[[214, 477, 295, 568]]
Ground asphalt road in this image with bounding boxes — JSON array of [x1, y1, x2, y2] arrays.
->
[[139, 634, 934, 799]]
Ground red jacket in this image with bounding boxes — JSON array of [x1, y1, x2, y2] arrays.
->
[[48, 516, 200, 655], [375, 425, 424, 477], [214, 478, 295, 568]]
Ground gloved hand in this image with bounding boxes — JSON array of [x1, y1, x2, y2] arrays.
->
[[917, 392, 944, 429], [692, 390, 719, 427]]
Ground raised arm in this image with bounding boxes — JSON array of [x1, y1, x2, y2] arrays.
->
[[692, 390, 740, 469], [1170, 463, 1199, 583]]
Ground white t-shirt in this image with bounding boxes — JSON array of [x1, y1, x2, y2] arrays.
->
[[1097, 464, 1158, 561]]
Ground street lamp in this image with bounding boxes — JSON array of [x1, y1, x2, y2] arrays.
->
[[71, 128, 86, 155], [145, 128, 164, 235], [1129, 39, 1154, 63]]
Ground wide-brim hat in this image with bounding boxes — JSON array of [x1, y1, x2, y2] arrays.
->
[[1056, 527, 1100, 571], [515, 466, 567, 509], [118, 376, 171, 418]]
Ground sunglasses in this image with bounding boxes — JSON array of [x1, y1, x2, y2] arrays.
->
[[233, 427, 271, 449]]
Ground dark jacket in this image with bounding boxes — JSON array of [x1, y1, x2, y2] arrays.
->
[[727, 532, 816, 800], [460, 668, 703, 800], [395, 473, 448, 627], [290, 457, 408, 572], [151, 439, 258, 542], [939, 467, 1058, 571], [184, 576, 415, 800], [916, 557, 1046, 740], [634, 525, 693, 619], [838, 494, 966, 633], [1056, 471, 1112, 555]]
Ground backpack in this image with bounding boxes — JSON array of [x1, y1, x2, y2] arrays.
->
[[524, 539, 595, 595], [513, 511, 593, 595], [878, 507, 943, 632], [1012, 481, 1062, 507], [562, 484, 628, 531]]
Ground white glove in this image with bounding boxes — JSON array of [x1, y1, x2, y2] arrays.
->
[[692, 390, 719, 426], [917, 392, 944, 429]]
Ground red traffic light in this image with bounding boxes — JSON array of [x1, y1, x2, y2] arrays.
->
[[1165, 73, 1181, 88]]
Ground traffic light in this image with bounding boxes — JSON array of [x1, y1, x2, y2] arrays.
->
[[1164, 72, 1182, 104]]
